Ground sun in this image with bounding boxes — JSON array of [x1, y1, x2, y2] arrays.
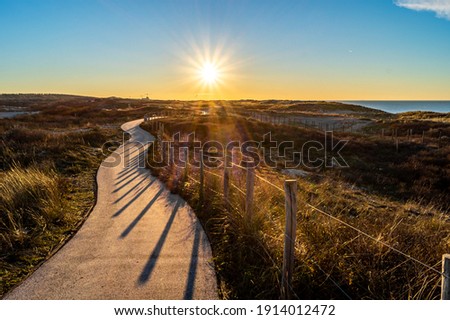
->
[[199, 62, 219, 85]]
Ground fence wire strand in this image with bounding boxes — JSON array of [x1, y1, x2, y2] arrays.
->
[[204, 168, 246, 195], [309, 258, 353, 300], [304, 203, 446, 277], [165, 141, 447, 299]]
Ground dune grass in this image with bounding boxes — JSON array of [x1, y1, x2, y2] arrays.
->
[[1, 95, 448, 299], [0, 101, 128, 296], [0, 95, 171, 296], [141, 113, 450, 299], [1, 166, 67, 249], [0, 167, 75, 294], [0, 164, 88, 295]]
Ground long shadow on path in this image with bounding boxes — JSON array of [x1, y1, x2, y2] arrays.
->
[[119, 188, 164, 238], [138, 198, 182, 285], [113, 174, 150, 204], [115, 169, 141, 186], [183, 224, 201, 300], [112, 178, 157, 218]]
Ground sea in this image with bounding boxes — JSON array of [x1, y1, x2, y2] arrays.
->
[[339, 101, 450, 114]]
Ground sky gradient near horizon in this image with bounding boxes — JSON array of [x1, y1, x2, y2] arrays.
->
[[1, 0, 450, 100]]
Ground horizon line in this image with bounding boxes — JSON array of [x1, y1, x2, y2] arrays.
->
[[1, 93, 450, 102]]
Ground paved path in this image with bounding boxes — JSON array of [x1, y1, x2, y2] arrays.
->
[[5, 119, 218, 300]]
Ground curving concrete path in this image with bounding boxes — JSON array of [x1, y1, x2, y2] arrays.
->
[[5, 119, 218, 300]]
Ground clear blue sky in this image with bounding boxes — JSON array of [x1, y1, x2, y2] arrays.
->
[[1, 0, 450, 99]]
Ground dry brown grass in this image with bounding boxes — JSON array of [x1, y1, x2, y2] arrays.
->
[[0, 95, 131, 296], [142, 113, 450, 299], [2, 95, 448, 299], [0, 166, 70, 251]]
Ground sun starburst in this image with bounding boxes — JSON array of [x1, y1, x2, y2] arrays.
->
[[199, 62, 220, 85]]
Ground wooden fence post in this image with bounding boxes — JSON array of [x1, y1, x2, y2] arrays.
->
[[199, 150, 204, 203], [442, 254, 450, 300], [157, 130, 163, 158], [245, 162, 255, 219], [184, 148, 189, 180], [161, 141, 167, 165], [223, 153, 230, 210], [281, 179, 297, 300], [168, 143, 174, 166]]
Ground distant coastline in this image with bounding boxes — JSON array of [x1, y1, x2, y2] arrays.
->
[[339, 100, 450, 114], [2, 94, 450, 115]]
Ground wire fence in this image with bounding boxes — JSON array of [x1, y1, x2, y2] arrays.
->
[[243, 111, 448, 150], [144, 115, 450, 300]]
